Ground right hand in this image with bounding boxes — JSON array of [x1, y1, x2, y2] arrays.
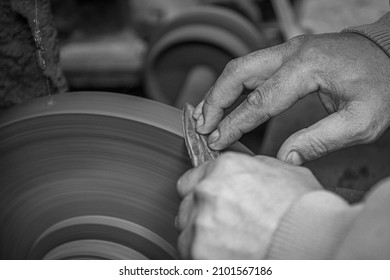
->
[[176, 153, 322, 259], [193, 33, 390, 165]]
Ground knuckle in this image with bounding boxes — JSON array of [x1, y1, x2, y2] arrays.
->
[[237, 53, 259, 68], [217, 114, 242, 140], [367, 127, 383, 142], [308, 134, 329, 158], [217, 152, 248, 170], [354, 121, 382, 143], [177, 171, 189, 195], [244, 88, 271, 121], [344, 104, 385, 144], [346, 108, 383, 144], [247, 90, 263, 110], [224, 58, 241, 74], [219, 151, 240, 164], [220, 112, 234, 127], [193, 180, 221, 204], [247, 88, 269, 110], [294, 129, 329, 160], [193, 214, 209, 231], [299, 165, 315, 177], [284, 34, 310, 54], [289, 34, 309, 46], [229, 131, 239, 141], [211, 152, 240, 172], [204, 94, 217, 107], [215, 155, 234, 172], [194, 182, 213, 199]]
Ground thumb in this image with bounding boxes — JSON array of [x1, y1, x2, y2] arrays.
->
[[277, 108, 377, 165]]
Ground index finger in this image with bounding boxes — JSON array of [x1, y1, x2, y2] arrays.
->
[[195, 42, 292, 135], [207, 60, 319, 150]]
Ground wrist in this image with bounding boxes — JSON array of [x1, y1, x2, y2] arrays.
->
[[341, 12, 390, 58]]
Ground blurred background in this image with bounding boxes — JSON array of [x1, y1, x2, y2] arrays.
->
[[53, 0, 388, 94], [1, 0, 390, 202], [2, 0, 390, 260]]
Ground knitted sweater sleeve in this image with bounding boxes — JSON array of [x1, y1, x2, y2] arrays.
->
[[265, 180, 390, 259], [264, 3, 390, 260], [342, 3, 390, 58]]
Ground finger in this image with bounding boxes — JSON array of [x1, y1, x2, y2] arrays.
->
[[207, 61, 318, 150], [177, 211, 197, 259], [253, 154, 315, 177], [196, 45, 286, 134], [277, 104, 380, 165], [193, 99, 205, 121], [196, 37, 307, 135], [253, 155, 285, 167], [177, 162, 211, 198], [176, 193, 194, 232], [193, 87, 212, 121]]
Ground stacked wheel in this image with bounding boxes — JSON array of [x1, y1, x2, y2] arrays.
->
[[144, 6, 267, 108]]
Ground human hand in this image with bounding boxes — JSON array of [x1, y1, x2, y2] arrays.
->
[[176, 152, 322, 259], [193, 33, 390, 165]]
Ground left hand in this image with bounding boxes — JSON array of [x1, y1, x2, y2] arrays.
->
[[176, 152, 323, 259]]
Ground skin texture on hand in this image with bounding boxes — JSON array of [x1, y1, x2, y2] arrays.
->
[[176, 152, 322, 259], [193, 33, 390, 165]]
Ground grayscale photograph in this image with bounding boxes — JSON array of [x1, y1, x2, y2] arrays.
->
[[0, 0, 389, 265]]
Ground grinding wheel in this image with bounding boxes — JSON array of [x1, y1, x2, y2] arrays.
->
[[0, 92, 251, 260]]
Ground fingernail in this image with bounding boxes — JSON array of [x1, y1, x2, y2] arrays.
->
[[193, 112, 200, 120], [193, 100, 204, 119], [193, 108, 201, 119], [196, 114, 204, 128], [208, 130, 220, 145], [285, 151, 303, 166]]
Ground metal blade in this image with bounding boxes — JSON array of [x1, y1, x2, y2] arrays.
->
[[182, 103, 221, 167]]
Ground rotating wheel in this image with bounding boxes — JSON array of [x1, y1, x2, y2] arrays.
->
[[144, 6, 268, 108], [0, 92, 251, 259]]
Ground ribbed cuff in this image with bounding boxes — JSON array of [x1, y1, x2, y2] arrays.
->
[[266, 191, 363, 259], [342, 12, 390, 58]]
